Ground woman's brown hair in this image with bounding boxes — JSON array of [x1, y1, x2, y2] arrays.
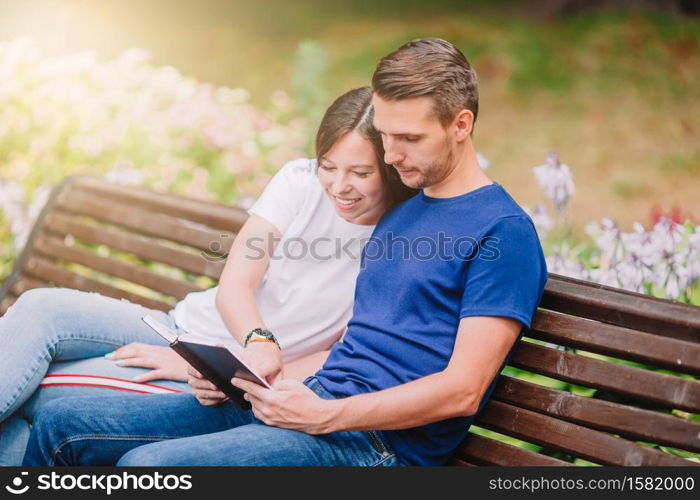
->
[[315, 87, 417, 208]]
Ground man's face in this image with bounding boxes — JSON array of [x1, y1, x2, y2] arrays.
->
[[371, 95, 456, 190]]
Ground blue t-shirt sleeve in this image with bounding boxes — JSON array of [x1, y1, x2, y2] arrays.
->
[[459, 215, 547, 329]]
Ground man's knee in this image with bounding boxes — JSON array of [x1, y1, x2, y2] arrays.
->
[[24, 398, 83, 466], [32, 397, 82, 439]]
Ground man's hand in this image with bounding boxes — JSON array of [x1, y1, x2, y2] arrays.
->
[[187, 365, 228, 406], [231, 377, 337, 434], [108, 343, 189, 382], [241, 341, 284, 384]]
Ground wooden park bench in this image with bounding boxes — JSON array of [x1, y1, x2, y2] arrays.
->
[[1, 175, 698, 466]]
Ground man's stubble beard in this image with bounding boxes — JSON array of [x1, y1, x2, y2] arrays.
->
[[402, 136, 455, 190]]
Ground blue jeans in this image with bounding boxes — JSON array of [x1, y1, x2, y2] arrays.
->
[[23, 377, 402, 467], [0, 288, 190, 466]]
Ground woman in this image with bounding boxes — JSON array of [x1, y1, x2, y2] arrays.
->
[[0, 87, 416, 465]]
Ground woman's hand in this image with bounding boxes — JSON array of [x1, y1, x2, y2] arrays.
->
[[183, 342, 283, 407], [241, 341, 284, 385], [187, 365, 228, 406], [107, 342, 189, 382]]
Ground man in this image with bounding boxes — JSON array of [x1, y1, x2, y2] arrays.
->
[[23, 38, 547, 467]]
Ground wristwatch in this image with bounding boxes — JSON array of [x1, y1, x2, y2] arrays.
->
[[244, 328, 280, 350]]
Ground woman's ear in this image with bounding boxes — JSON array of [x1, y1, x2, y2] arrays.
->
[[454, 109, 474, 141]]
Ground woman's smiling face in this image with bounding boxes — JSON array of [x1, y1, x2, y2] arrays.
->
[[317, 130, 389, 226]]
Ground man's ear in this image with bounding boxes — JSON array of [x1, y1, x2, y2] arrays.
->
[[453, 109, 474, 141]]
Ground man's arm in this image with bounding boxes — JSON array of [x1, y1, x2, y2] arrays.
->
[[233, 316, 522, 434]]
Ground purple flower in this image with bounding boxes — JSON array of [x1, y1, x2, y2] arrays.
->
[[545, 244, 587, 280], [525, 203, 554, 239], [533, 152, 576, 214]]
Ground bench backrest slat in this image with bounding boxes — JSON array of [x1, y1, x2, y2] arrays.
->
[[57, 191, 230, 252], [454, 433, 573, 466], [495, 377, 700, 453], [541, 277, 700, 342], [0, 176, 246, 316], [44, 212, 225, 279], [35, 235, 204, 300], [73, 176, 246, 232], [511, 342, 699, 412], [530, 310, 700, 375], [477, 400, 693, 466], [24, 255, 173, 311]]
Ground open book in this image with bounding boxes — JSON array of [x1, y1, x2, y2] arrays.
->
[[142, 315, 271, 409]]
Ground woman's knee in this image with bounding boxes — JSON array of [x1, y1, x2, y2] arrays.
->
[[5, 289, 78, 345], [11, 288, 111, 337], [12, 288, 53, 311], [11, 288, 77, 320]]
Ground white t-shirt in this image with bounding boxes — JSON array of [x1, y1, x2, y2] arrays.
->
[[171, 158, 376, 362]]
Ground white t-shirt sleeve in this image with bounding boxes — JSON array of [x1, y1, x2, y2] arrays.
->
[[248, 158, 317, 234]]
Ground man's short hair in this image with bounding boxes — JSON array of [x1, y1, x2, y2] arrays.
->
[[372, 38, 478, 128]]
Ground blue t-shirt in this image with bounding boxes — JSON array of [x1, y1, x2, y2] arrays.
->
[[314, 182, 548, 466]]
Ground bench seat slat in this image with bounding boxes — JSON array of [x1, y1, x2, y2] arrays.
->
[[55, 192, 232, 252], [45, 212, 225, 280], [23, 256, 172, 312], [529, 310, 700, 375], [510, 342, 700, 412], [35, 235, 203, 300], [455, 433, 572, 466], [494, 376, 700, 452], [541, 276, 700, 343], [476, 400, 697, 466]]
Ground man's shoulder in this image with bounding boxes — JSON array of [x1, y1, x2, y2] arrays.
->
[[479, 182, 527, 214], [373, 183, 535, 235], [466, 184, 536, 233]]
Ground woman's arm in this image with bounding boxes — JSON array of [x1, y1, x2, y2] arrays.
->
[[111, 215, 286, 388], [215, 214, 284, 382], [215, 214, 280, 342]]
